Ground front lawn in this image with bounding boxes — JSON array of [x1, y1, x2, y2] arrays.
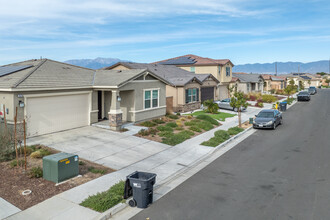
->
[[189, 110, 235, 121], [136, 114, 222, 146]]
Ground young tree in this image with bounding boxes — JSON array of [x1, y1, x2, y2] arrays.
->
[[299, 80, 305, 90], [289, 79, 295, 86], [230, 92, 248, 128], [226, 85, 236, 98], [307, 79, 311, 87]]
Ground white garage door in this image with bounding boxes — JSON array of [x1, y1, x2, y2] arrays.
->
[[26, 93, 90, 137]]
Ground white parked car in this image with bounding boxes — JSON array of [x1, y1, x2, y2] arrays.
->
[[214, 98, 247, 112]]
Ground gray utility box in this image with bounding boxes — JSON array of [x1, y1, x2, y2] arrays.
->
[[43, 152, 79, 183]]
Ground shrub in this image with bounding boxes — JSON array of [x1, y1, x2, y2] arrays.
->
[[10, 159, 26, 168], [165, 122, 178, 128], [30, 149, 51, 159], [196, 115, 219, 125], [88, 166, 106, 175], [162, 130, 194, 146], [148, 128, 158, 135], [228, 127, 244, 135], [157, 125, 173, 132], [255, 99, 264, 107], [178, 130, 195, 138], [214, 130, 230, 140], [197, 121, 214, 131], [158, 131, 173, 138], [262, 94, 277, 103], [176, 121, 183, 127], [0, 149, 16, 162], [203, 100, 219, 114], [167, 114, 179, 120], [29, 167, 43, 178], [176, 112, 181, 116], [189, 126, 202, 132], [187, 115, 193, 119], [152, 119, 165, 124], [175, 127, 184, 131], [249, 95, 256, 101], [138, 129, 149, 136], [80, 181, 125, 212], [140, 121, 156, 127], [79, 160, 86, 166], [180, 117, 186, 121]]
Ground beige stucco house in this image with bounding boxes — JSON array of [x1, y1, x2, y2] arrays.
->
[[230, 73, 264, 94], [107, 62, 219, 113], [0, 59, 168, 137], [154, 54, 234, 100], [261, 74, 286, 92]]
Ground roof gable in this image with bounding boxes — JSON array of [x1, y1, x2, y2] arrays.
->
[[154, 54, 234, 66]]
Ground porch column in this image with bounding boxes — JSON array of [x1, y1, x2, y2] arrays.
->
[[108, 90, 122, 130]]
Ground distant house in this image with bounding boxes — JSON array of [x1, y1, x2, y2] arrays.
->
[[230, 73, 264, 94], [106, 62, 219, 113], [282, 73, 321, 88], [261, 74, 286, 92], [153, 54, 234, 100], [0, 59, 169, 136]]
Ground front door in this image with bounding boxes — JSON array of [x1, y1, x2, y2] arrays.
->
[[201, 87, 214, 103]]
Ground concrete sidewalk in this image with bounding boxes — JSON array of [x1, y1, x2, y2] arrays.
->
[[7, 104, 272, 220], [0, 198, 21, 219]]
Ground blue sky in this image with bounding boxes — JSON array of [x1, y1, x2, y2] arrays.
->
[[1, 0, 330, 65]]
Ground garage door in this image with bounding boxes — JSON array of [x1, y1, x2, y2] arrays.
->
[[201, 87, 214, 103], [26, 93, 90, 137]]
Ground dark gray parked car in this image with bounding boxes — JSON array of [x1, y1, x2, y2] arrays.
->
[[297, 91, 311, 101], [214, 98, 247, 112], [253, 109, 282, 130], [308, 87, 317, 95]]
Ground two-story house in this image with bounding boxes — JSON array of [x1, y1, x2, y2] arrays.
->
[[154, 54, 234, 100]]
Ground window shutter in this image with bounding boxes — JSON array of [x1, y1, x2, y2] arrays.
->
[[196, 88, 199, 101], [185, 89, 189, 103]]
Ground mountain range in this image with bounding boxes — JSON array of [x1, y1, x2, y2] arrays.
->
[[64, 57, 130, 69], [233, 60, 329, 74], [65, 58, 329, 74]]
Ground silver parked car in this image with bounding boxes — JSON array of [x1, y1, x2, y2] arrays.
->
[[214, 98, 247, 112]]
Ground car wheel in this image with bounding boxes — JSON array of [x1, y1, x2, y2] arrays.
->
[[233, 107, 238, 112], [272, 123, 276, 130]]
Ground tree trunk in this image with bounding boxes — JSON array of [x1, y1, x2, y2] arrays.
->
[[238, 110, 242, 128]]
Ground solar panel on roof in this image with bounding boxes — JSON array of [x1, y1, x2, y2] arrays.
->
[[159, 57, 196, 65], [300, 76, 311, 80], [0, 65, 33, 77]]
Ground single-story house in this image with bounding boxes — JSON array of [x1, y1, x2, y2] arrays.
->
[[106, 62, 219, 113], [0, 59, 168, 137], [261, 74, 286, 92], [230, 73, 264, 94]]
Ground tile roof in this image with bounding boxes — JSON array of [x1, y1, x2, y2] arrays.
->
[[154, 54, 233, 66], [232, 73, 262, 83], [0, 59, 94, 89], [94, 69, 147, 87], [107, 62, 203, 86]]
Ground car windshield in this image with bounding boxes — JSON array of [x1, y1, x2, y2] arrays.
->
[[257, 112, 274, 118], [308, 88, 314, 90], [299, 92, 309, 95]]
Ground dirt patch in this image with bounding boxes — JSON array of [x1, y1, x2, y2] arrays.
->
[[241, 120, 252, 129], [0, 146, 115, 210]]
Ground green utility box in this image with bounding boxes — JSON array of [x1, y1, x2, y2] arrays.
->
[[43, 152, 79, 183]]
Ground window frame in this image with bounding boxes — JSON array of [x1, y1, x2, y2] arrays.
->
[[190, 67, 195, 73], [144, 88, 160, 109], [186, 88, 199, 103], [226, 66, 231, 77]]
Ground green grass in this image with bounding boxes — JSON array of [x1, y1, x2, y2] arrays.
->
[[140, 121, 156, 127], [227, 127, 244, 135], [80, 181, 125, 212], [157, 125, 173, 132], [165, 122, 178, 128], [161, 130, 195, 146], [88, 166, 106, 175], [202, 127, 244, 147], [190, 111, 235, 122]]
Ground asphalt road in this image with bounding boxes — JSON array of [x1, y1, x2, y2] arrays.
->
[[131, 89, 330, 220]]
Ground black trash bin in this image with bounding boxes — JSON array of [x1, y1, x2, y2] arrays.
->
[[127, 171, 157, 208], [280, 102, 287, 111]]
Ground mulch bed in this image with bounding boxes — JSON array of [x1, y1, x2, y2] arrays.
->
[[0, 149, 115, 210]]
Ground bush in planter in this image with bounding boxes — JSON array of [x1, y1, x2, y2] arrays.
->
[[29, 166, 43, 178], [140, 121, 156, 127], [262, 94, 277, 103], [214, 130, 230, 140], [255, 99, 264, 107], [166, 122, 178, 128], [196, 115, 219, 125], [152, 119, 165, 124], [157, 125, 173, 132]]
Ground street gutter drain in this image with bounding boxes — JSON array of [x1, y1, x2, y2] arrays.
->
[[22, 190, 32, 196]]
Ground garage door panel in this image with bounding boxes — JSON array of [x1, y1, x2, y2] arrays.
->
[[26, 94, 89, 137], [201, 87, 214, 103]]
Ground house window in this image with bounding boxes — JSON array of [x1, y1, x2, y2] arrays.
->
[[226, 67, 230, 77], [185, 88, 199, 103], [190, 67, 195, 73], [144, 89, 159, 109], [247, 83, 250, 91]]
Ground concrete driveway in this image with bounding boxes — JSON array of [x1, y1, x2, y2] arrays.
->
[[27, 126, 170, 170]]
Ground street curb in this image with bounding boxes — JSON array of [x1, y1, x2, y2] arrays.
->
[[95, 202, 128, 220], [213, 126, 253, 151]]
